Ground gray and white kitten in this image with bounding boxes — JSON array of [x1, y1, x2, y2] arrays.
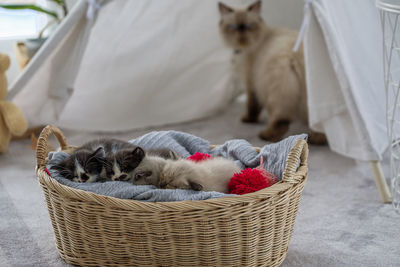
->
[[50, 147, 106, 183], [51, 139, 145, 183]]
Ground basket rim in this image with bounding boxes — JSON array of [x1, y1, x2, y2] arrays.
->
[[36, 166, 307, 211], [35, 125, 308, 212]]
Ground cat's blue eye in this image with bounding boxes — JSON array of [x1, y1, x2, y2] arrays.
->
[[247, 23, 255, 29], [228, 24, 237, 30]]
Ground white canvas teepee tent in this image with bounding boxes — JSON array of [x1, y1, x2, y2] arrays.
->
[[302, 0, 392, 202], [9, 0, 236, 131], [303, 0, 388, 161]]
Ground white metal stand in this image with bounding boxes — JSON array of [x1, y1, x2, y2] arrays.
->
[[377, 0, 400, 209]]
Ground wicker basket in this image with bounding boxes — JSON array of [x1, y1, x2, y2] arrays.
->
[[36, 125, 308, 267]]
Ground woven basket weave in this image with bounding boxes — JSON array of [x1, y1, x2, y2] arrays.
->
[[35, 125, 308, 267]]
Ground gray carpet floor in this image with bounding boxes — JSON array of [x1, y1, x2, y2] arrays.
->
[[1, 98, 399, 267]]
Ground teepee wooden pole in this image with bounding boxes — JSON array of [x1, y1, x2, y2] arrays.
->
[[370, 161, 392, 203]]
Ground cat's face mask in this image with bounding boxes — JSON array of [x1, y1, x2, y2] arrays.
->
[[218, 1, 263, 50]]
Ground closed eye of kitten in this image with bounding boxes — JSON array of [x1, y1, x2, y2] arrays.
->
[[134, 170, 153, 182]]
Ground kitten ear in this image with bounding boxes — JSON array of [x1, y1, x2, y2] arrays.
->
[[50, 164, 64, 171], [247, 0, 262, 14], [189, 181, 203, 191], [91, 147, 105, 158], [218, 2, 233, 15], [132, 147, 145, 159], [169, 151, 180, 160], [50, 158, 69, 169]]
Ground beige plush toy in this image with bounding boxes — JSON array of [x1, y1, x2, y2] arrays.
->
[[0, 53, 28, 152]]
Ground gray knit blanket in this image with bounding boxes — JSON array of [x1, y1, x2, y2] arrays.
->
[[47, 131, 307, 202]]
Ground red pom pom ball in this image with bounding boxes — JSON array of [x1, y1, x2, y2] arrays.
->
[[187, 152, 212, 162], [228, 168, 276, 195]]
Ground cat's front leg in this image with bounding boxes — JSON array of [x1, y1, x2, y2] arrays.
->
[[242, 87, 262, 123], [308, 131, 328, 145], [259, 118, 291, 142]]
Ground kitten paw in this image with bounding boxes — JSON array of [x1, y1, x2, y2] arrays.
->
[[241, 114, 258, 123], [308, 132, 328, 145]]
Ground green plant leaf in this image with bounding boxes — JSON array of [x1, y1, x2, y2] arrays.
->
[[48, 0, 64, 6], [0, 4, 59, 19]]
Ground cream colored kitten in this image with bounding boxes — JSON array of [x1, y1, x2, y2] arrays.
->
[[160, 158, 241, 193], [218, 1, 326, 145]]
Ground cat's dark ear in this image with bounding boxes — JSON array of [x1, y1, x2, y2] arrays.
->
[[50, 163, 64, 171], [50, 158, 69, 169], [218, 2, 233, 15], [247, 0, 262, 14], [91, 147, 105, 158], [189, 181, 203, 191], [168, 150, 180, 160], [132, 147, 145, 159]]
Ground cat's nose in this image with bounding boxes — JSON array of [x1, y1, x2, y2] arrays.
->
[[238, 24, 246, 32], [81, 173, 89, 182]]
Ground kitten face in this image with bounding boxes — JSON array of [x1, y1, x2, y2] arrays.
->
[[159, 160, 203, 191], [106, 147, 145, 181], [132, 168, 157, 186], [131, 156, 167, 186], [218, 1, 264, 50], [129, 149, 180, 186], [51, 148, 105, 183]]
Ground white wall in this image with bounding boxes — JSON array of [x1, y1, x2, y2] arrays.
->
[[262, 0, 303, 30], [229, 0, 304, 30]]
